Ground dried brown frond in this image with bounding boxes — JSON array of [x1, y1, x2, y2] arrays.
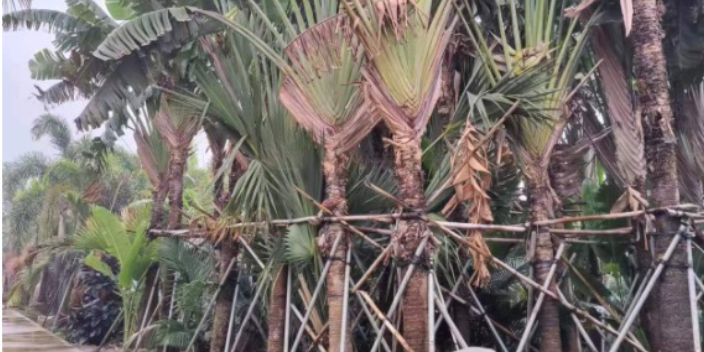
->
[[189, 215, 245, 245], [444, 120, 493, 286], [82, 180, 103, 204]]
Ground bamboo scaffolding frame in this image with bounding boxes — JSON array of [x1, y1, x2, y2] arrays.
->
[[369, 236, 431, 352], [516, 242, 566, 352], [224, 282, 240, 352], [359, 291, 416, 352], [432, 221, 649, 352], [186, 258, 237, 352], [608, 225, 687, 352], [291, 306, 328, 352], [289, 231, 346, 352], [145, 203, 704, 352], [431, 272, 469, 349], [687, 237, 702, 352]]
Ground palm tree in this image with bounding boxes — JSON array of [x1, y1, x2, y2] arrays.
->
[[458, 0, 595, 349], [631, 0, 694, 349], [277, 13, 377, 352], [342, 0, 455, 349]]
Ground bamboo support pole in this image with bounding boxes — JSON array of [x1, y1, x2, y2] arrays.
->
[[687, 238, 702, 352], [534, 210, 645, 227], [338, 247, 353, 352], [431, 257, 509, 352], [440, 289, 538, 352], [433, 259, 472, 332], [51, 270, 77, 332], [466, 285, 510, 352], [570, 313, 599, 352], [289, 231, 346, 352], [149, 205, 701, 239], [186, 257, 237, 352], [239, 237, 265, 269], [291, 306, 328, 352], [620, 267, 652, 328], [359, 291, 416, 352], [284, 267, 292, 352], [229, 272, 266, 352], [353, 290, 393, 352], [550, 227, 633, 237], [431, 272, 469, 349], [349, 252, 394, 352], [432, 221, 648, 352], [608, 225, 686, 352], [352, 243, 393, 292], [134, 267, 160, 348], [562, 256, 622, 321], [224, 282, 240, 352], [429, 269, 436, 352], [516, 242, 566, 352], [369, 236, 431, 352]]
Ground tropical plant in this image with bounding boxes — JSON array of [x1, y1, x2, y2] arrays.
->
[[73, 205, 158, 343]]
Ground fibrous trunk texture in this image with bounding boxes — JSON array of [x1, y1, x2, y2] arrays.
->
[[150, 183, 169, 233], [632, 0, 694, 349], [267, 265, 288, 352], [167, 146, 188, 229], [161, 145, 189, 335], [321, 140, 351, 352], [210, 240, 238, 352], [210, 144, 241, 352], [526, 166, 562, 352], [392, 134, 431, 352], [136, 181, 168, 348]]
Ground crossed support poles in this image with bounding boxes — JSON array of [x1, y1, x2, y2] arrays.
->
[[150, 205, 704, 352]]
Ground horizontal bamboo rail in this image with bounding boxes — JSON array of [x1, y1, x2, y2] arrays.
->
[[151, 204, 702, 239]]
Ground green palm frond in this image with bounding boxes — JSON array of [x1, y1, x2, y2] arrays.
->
[[460, 0, 594, 157], [343, 0, 456, 133], [279, 14, 377, 152], [3, 152, 48, 201], [133, 110, 170, 188], [31, 114, 73, 155], [74, 206, 130, 262], [43, 159, 85, 187], [157, 239, 214, 283], [284, 224, 318, 267], [347, 160, 397, 214]]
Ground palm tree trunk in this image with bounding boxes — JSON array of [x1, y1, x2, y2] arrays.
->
[[526, 165, 562, 352], [632, 0, 694, 349], [267, 265, 288, 352], [321, 141, 351, 352], [211, 144, 241, 352], [160, 145, 189, 336], [392, 134, 431, 352], [211, 240, 238, 352], [167, 146, 188, 229], [150, 183, 169, 232], [135, 183, 168, 348]]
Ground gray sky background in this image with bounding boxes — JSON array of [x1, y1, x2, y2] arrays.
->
[[2, 1, 209, 165]]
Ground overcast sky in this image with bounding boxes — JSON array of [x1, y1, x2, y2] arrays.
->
[[2, 1, 209, 165]]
